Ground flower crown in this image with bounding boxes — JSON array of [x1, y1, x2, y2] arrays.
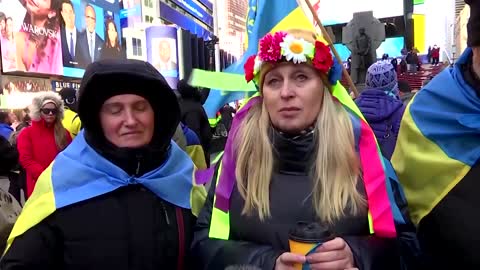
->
[[244, 31, 342, 85]]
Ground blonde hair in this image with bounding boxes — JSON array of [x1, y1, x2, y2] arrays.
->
[[234, 29, 366, 223]]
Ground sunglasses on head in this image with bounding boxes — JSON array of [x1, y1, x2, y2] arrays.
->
[[41, 108, 58, 115]]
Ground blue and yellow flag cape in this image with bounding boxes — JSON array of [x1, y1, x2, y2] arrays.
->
[[182, 123, 207, 170], [5, 131, 207, 252], [190, 0, 315, 118], [392, 48, 480, 226]]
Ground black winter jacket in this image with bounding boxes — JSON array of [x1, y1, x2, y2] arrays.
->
[[1, 185, 196, 270], [192, 130, 411, 270]]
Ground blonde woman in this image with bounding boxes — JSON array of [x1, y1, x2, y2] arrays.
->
[[192, 29, 416, 270], [17, 92, 71, 197]]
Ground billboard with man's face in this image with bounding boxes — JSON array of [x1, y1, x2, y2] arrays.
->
[[59, 0, 125, 78], [146, 26, 179, 89]]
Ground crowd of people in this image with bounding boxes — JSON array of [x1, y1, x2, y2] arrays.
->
[[0, 0, 477, 269]]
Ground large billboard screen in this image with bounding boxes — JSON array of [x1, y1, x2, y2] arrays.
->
[[119, 0, 141, 28], [0, 75, 51, 109], [0, 0, 125, 78], [0, 0, 63, 75], [60, 0, 125, 77], [314, 0, 405, 26]]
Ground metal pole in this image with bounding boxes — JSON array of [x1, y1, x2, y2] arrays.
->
[[213, 0, 221, 72]]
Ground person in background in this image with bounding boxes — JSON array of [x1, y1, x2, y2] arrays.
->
[[431, 45, 440, 66], [0, 112, 14, 140], [427, 46, 432, 64], [59, 87, 82, 138], [391, 57, 398, 73], [17, 92, 72, 198], [182, 123, 207, 170], [0, 135, 22, 253], [60, 0, 86, 68], [16, 0, 63, 74], [219, 103, 236, 132], [8, 107, 31, 204], [355, 61, 406, 160], [0, 12, 5, 35], [193, 29, 415, 270], [80, 4, 103, 64], [1, 59, 207, 269], [392, 0, 480, 268], [177, 79, 212, 166], [1, 17, 17, 71], [9, 111, 20, 131], [13, 107, 31, 132], [398, 80, 415, 104], [101, 18, 124, 60]]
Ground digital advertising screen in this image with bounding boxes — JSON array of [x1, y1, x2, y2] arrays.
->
[[0, 0, 124, 78], [0, 0, 63, 75], [0, 75, 51, 109], [313, 0, 405, 26], [146, 26, 179, 89], [119, 0, 141, 28], [60, 0, 125, 78]]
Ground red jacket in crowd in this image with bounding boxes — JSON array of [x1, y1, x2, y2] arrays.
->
[[431, 47, 440, 58], [17, 119, 72, 197]]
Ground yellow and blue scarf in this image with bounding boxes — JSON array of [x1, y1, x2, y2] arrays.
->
[[392, 48, 480, 226], [182, 123, 207, 170], [5, 131, 206, 252]]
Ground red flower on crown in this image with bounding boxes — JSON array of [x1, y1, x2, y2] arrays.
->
[[244, 55, 256, 82], [312, 41, 333, 74], [258, 31, 287, 62]]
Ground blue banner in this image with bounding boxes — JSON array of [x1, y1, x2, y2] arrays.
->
[[160, 2, 211, 39], [170, 0, 213, 27], [146, 26, 180, 89]]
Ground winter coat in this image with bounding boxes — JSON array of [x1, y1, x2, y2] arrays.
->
[[355, 90, 406, 160], [192, 130, 409, 270], [62, 108, 82, 138], [17, 119, 71, 197], [0, 136, 18, 176], [0, 184, 197, 270], [0, 123, 13, 140], [431, 48, 440, 58]]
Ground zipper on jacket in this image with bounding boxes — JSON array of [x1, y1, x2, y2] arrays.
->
[[135, 154, 142, 176], [161, 201, 170, 225]]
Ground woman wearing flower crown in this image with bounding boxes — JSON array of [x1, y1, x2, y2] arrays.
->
[[192, 29, 413, 270]]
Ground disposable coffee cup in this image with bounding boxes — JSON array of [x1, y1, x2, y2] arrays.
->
[[288, 222, 334, 270]]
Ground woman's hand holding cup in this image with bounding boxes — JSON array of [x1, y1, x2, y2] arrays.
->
[[275, 252, 306, 270], [306, 237, 355, 270]]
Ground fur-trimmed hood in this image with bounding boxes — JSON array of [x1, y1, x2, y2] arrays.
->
[[29, 92, 65, 122]]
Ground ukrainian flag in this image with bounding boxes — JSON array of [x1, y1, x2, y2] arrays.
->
[[182, 124, 208, 170], [391, 48, 480, 226], [5, 131, 207, 253], [190, 0, 315, 118]]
